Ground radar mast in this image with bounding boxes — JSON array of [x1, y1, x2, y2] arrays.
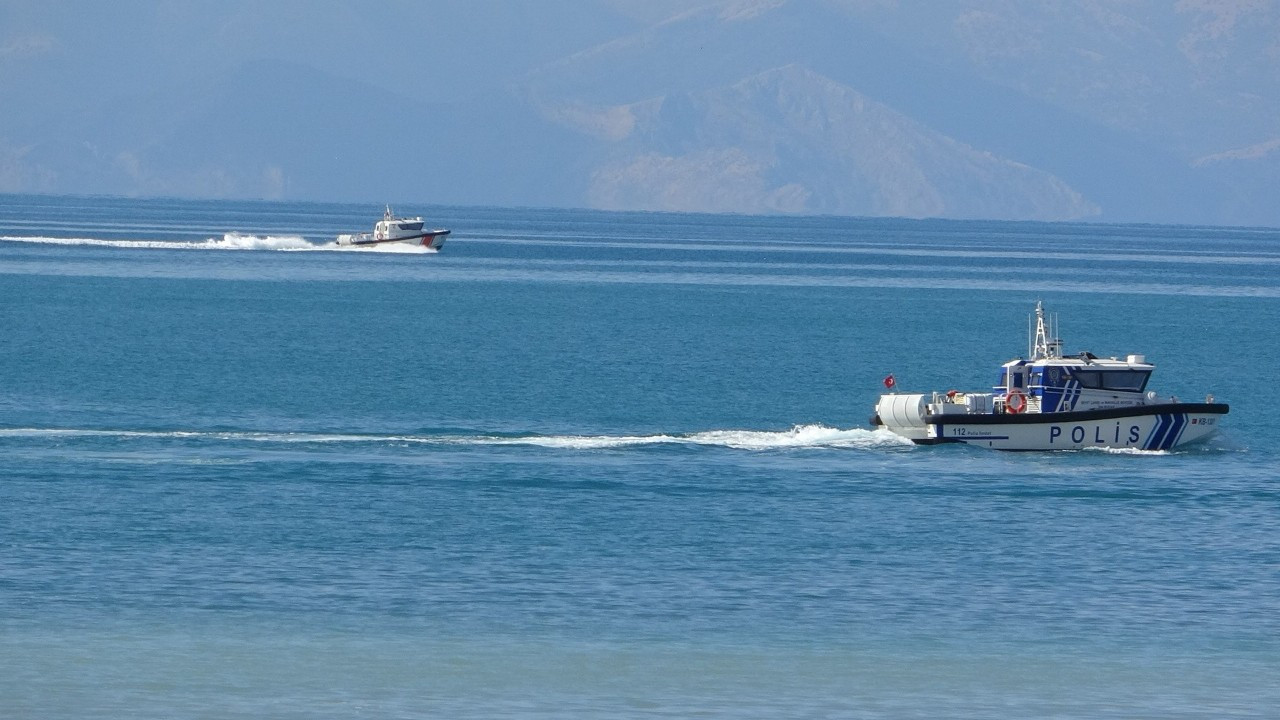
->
[[1031, 301, 1062, 360]]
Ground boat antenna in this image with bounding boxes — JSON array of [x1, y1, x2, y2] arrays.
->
[[1031, 301, 1063, 360]]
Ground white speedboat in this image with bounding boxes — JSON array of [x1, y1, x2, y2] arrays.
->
[[872, 302, 1228, 450], [336, 206, 450, 249]]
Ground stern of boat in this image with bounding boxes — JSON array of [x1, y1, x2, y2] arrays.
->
[[874, 394, 932, 441]]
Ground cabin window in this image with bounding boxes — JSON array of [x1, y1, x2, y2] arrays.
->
[[1100, 370, 1150, 392], [1071, 370, 1102, 388], [1069, 369, 1150, 392], [998, 370, 1026, 388]]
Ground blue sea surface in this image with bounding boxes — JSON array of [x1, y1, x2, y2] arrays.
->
[[2, 195, 1278, 718]]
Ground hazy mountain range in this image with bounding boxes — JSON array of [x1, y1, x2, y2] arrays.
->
[[2, 0, 1277, 225]]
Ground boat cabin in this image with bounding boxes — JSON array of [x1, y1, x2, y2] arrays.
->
[[995, 354, 1153, 413], [992, 303, 1156, 412], [373, 206, 425, 241]]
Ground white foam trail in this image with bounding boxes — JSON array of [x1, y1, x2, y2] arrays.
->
[[480, 433, 684, 449], [0, 424, 909, 451], [0, 428, 205, 439], [687, 424, 910, 450], [1, 233, 315, 251], [208, 232, 314, 250], [1, 233, 442, 253], [1082, 446, 1171, 456], [1, 235, 104, 246], [476, 424, 910, 450]]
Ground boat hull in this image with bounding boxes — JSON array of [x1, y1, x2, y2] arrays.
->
[[336, 229, 450, 249], [909, 403, 1228, 451]]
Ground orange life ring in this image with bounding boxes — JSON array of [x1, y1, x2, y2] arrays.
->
[[1006, 389, 1027, 414]]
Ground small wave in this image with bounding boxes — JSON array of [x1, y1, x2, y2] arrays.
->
[[1078, 442, 1235, 455], [0, 424, 907, 451], [1082, 446, 1171, 456]]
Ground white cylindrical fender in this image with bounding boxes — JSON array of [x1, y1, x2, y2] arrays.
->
[[876, 394, 929, 428]]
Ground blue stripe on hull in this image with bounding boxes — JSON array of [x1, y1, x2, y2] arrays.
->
[[1161, 413, 1188, 450], [1143, 414, 1167, 450], [1143, 413, 1189, 450]]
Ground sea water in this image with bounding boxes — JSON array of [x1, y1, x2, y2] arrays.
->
[[1, 194, 1277, 718]]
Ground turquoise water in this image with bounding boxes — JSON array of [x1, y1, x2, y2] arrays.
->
[[2, 195, 1278, 718]]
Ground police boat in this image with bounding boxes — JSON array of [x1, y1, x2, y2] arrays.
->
[[871, 302, 1228, 450], [336, 206, 451, 249]]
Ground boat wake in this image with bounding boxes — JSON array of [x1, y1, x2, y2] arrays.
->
[[0, 234, 435, 253], [476, 424, 910, 450], [0, 424, 910, 451]]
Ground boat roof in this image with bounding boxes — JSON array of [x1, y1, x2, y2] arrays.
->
[[1002, 354, 1153, 371]]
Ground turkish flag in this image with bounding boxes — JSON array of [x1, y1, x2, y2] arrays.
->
[[883, 374, 896, 389]]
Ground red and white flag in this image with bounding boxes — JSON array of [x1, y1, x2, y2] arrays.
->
[[883, 374, 896, 389]]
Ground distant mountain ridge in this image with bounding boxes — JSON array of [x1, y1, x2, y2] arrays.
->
[[583, 65, 1097, 219]]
